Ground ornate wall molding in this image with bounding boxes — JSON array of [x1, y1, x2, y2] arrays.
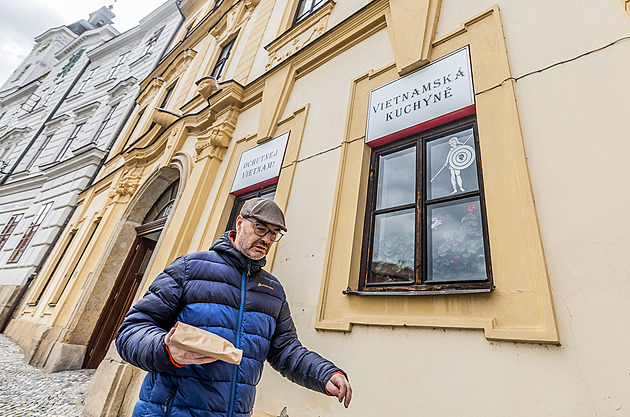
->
[[264, 1, 335, 71], [195, 108, 239, 162], [108, 172, 141, 202], [137, 77, 164, 107], [162, 49, 198, 84]]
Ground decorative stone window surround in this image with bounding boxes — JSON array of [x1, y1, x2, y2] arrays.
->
[[264, 1, 335, 71]]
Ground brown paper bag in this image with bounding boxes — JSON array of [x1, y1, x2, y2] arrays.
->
[[168, 321, 243, 365]]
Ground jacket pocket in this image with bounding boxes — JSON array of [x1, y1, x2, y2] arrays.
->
[[163, 386, 177, 415]]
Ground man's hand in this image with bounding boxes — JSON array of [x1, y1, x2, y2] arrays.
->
[[326, 372, 352, 408], [164, 327, 219, 366]]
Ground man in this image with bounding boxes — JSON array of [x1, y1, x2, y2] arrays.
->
[[116, 198, 352, 416]]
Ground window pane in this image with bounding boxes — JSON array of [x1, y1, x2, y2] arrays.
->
[[370, 208, 414, 284], [376, 146, 416, 210], [426, 128, 478, 200], [260, 190, 275, 201], [427, 197, 487, 282], [296, 0, 315, 20]]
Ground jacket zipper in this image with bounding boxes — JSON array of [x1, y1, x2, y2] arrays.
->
[[164, 386, 177, 414], [227, 261, 249, 417]]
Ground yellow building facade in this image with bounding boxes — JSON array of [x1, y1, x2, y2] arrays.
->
[[4, 0, 630, 416]]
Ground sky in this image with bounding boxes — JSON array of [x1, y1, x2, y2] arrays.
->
[[0, 0, 167, 85]]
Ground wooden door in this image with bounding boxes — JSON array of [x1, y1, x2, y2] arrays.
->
[[84, 237, 156, 368]]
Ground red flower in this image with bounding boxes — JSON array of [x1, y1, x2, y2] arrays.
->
[[454, 255, 461, 259], [467, 203, 478, 213], [452, 243, 458, 247]]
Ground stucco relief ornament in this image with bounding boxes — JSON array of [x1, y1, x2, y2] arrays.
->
[[430, 134, 475, 194], [196, 77, 219, 100], [265, 18, 327, 71], [109, 176, 140, 199]]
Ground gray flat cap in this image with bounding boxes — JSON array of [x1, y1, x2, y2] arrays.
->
[[240, 198, 287, 231]]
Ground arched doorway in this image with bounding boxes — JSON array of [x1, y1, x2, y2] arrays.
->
[[84, 180, 179, 368]]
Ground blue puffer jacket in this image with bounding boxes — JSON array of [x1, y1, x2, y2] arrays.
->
[[116, 232, 344, 417]]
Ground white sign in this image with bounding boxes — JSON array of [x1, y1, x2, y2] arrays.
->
[[366, 46, 475, 146], [230, 131, 290, 195]]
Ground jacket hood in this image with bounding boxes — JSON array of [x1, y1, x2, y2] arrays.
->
[[210, 231, 266, 276]]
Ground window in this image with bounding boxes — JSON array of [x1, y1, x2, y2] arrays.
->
[[25, 134, 54, 171], [77, 68, 98, 93], [106, 52, 129, 80], [3, 108, 21, 127], [56, 123, 85, 161], [0, 146, 11, 162], [210, 39, 235, 80], [143, 180, 180, 224], [158, 85, 175, 109], [7, 202, 53, 264], [226, 185, 277, 232], [41, 84, 59, 108], [143, 27, 165, 55], [293, 0, 326, 24], [0, 213, 23, 250], [21, 92, 42, 113], [122, 107, 145, 150], [12, 64, 31, 82], [360, 116, 491, 292], [91, 103, 119, 143]]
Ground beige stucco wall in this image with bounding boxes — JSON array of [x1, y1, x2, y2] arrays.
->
[[251, 1, 630, 416], [5, 1, 629, 416]]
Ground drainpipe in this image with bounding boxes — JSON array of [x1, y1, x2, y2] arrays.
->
[[0, 60, 92, 332]]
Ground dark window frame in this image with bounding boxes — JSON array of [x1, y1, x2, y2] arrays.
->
[[143, 180, 180, 224], [210, 38, 235, 80], [226, 185, 277, 232], [7, 202, 53, 264], [293, 0, 327, 25], [56, 122, 85, 161], [143, 26, 165, 55], [359, 115, 492, 294], [25, 133, 54, 171], [77, 67, 98, 94], [0, 213, 24, 250], [92, 103, 119, 143]]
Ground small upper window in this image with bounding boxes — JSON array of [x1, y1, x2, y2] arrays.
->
[[0, 213, 24, 250], [77, 68, 98, 93], [12, 64, 31, 82], [143, 180, 180, 224], [106, 52, 130, 80], [143, 26, 165, 55], [360, 116, 491, 293], [210, 38, 235, 80], [293, 0, 326, 25]]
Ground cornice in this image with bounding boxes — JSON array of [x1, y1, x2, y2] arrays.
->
[[72, 100, 101, 119], [137, 77, 165, 106], [39, 145, 107, 179], [162, 48, 198, 83], [107, 76, 138, 99]]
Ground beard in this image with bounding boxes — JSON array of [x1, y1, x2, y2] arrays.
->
[[237, 233, 269, 260]]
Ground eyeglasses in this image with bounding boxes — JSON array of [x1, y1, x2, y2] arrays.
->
[[243, 217, 284, 242]]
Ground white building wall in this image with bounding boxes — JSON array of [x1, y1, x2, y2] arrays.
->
[[0, 1, 182, 294]]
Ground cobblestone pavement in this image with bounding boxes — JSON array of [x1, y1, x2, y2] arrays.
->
[[0, 334, 94, 416]]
